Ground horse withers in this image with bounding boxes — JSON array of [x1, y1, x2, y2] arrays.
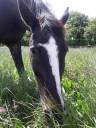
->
[[18, 0, 69, 126]]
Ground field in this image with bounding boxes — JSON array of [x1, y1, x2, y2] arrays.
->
[[0, 46, 96, 128]]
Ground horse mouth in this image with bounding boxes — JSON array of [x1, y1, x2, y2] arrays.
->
[[36, 77, 57, 111]]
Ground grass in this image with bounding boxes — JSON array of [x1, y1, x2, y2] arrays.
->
[[0, 46, 96, 128]]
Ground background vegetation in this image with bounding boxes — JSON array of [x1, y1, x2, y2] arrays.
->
[[65, 11, 96, 46], [0, 47, 96, 128]]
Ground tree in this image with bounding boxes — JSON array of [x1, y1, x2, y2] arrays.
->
[[66, 11, 89, 46], [84, 18, 96, 45]]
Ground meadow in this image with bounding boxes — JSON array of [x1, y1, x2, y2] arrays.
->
[[0, 46, 96, 128]]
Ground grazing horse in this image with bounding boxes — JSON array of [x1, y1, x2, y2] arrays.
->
[[0, 0, 69, 125], [0, 0, 27, 76], [17, 0, 69, 126]]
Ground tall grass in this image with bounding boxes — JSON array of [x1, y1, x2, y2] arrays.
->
[[0, 46, 96, 128]]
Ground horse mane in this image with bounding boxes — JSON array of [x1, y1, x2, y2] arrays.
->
[[30, 0, 61, 29]]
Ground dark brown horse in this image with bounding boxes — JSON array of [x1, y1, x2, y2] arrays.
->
[[0, 0, 69, 126], [17, 0, 69, 126]]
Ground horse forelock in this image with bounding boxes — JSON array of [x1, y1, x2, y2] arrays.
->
[[32, 0, 59, 29]]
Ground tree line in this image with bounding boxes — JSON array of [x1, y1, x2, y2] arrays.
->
[[22, 11, 96, 47], [1, 11, 95, 47], [65, 11, 96, 46]]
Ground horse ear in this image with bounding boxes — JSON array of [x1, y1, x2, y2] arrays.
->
[[17, 0, 39, 31], [60, 7, 69, 25]]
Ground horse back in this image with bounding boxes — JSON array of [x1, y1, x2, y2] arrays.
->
[[0, 0, 26, 43]]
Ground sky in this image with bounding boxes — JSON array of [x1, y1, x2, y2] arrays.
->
[[42, 0, 96, 19]]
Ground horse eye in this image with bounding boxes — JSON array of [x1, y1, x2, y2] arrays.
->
[[31, 47, 41, 55], [31, 48, 38, 55]]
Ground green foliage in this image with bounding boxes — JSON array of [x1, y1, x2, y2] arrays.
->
[[66, 11, 89, 46], [84, 18, 96, 45], [62, 47, 96, 128], [22, 31, 31, 46], [0, 47, 96, 128]]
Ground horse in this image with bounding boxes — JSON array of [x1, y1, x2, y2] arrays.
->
[[17, 0, 69, 126], [0, 0, 69, 126]]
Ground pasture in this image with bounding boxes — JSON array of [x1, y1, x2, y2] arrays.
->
[[0, 46, 96, 128]]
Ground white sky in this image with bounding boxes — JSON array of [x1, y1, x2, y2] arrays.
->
[[42, 0, 96, 19]]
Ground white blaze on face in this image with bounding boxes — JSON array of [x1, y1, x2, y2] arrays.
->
[[39, 36, 64, 107]]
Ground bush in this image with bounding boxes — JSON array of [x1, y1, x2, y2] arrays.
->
[[84, 18, 96, 45], [65, 11, 89, 46], [21, 31, 31, 46]]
